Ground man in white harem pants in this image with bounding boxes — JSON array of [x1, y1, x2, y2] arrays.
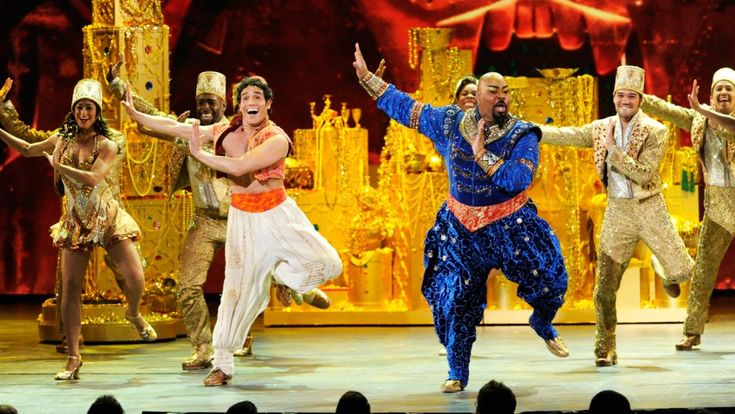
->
[[123, 76, 342, 386]]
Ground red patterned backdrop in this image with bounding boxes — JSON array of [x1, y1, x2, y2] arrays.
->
[[2, 0, 735, 294]]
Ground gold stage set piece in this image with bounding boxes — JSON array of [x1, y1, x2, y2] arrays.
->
[[37, 0, 186, 342], [265, 28, 699, 326]]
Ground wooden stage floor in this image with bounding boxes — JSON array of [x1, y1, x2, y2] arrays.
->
[[1, 295, 735, 414]]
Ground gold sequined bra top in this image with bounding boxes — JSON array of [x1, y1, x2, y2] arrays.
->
[[60, 134, 100, 170]]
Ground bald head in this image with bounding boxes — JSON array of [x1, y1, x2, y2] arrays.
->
[[477, 72, 510, 124], [479, 72, 505, 85]]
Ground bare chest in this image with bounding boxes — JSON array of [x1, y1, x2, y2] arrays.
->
[[221, 130, 250, 157]]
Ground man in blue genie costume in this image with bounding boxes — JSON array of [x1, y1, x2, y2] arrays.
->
[[352, 44, 570, 393]]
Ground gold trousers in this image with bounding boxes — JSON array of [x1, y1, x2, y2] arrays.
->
[[176, 212, 227, 348], [594, 194, 694, 357], [683, 187, 735, 336]]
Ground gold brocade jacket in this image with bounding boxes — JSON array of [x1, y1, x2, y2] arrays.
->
[[641, 93, 735, 183], [109, 78, 230, 217], [540, 111, 668, 200], [0, 100, 126, 202]]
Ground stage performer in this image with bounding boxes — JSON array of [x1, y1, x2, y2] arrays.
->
[[122, 76, 342, 386], [453, 75, 479, 111], [437, 74, 480, 359], [0, 78, 135, 355], [0, 79, 157, 381], [641, 68, 735, 351], [110, 67, 331, 369], [540, 65, 694, 366], [352, 43, 570, 393]]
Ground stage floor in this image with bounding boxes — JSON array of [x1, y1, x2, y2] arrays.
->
[[1, 296, 735, 414]]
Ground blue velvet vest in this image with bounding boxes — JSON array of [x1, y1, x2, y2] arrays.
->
[[376, 85, 540, 207]]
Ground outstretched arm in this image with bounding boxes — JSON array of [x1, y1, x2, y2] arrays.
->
[[188, 121, 289, 177], [0, 78, 56, 143], [688, 79, 735, 134], [641, 92, 695, 131], [108, 57, 189, 143], [353, 43, 451, 149], [539, 123, 595, 148], [122, 83, 215, 144], [0, 127, 56, 157]]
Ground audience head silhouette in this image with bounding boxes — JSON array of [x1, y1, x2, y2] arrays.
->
[[226, 400, 258, 414], [589, 390, 633, 414], [0, 405, 18, 414], [336, 390, 370, 414], [87, 394, 124, 414], [476, 380, 516, 414]]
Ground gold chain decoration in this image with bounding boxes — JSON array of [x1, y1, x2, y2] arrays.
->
[[425, 47, 461, 94], [538, 71, 596, 305], [124, 127, 159, 196], [408, 28, 419, 69]]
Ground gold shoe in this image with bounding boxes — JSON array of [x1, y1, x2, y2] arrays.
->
[[54, 355, 82, 380], [234, 334, 254, 357], [125, 313, 158, 342], [203, 368, 232, 386], [438, 346, 447, 356], [595, 351, 618, 367], [545, 336, 570, 358], [182, 345, 213, 371], [440, 379, 465, 393], [294, 288, 331, 309], [675, 334, 701, 351]]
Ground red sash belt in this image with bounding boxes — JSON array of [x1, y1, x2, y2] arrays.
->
[[447, 191, 529, 232], [231, 188, 287, 212]]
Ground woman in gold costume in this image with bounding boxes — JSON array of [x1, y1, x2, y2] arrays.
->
[[0, 79, 157, 381]]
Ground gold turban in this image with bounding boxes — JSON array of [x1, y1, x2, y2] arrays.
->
[[71, 79, 103, 110], [196, 71, 226, 101], [711, 67, 735, 91], [613, 65, 645, 95]]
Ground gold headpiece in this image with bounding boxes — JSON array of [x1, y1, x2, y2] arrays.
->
[[196, 71, 226, 101], [711, 67, 735, 91], [613, 65, 645, 95], [71, 79, 103, 110]]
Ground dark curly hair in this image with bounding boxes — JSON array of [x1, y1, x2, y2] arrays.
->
[[233, 76, 273, 115], [59, 102, 111, 140]]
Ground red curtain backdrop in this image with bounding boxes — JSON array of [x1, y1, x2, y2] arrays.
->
[[2, 0, 735, 294]]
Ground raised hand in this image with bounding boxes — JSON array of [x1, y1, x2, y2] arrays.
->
[[375, 59, 387, 78], [176, 110, 191, 123], [42, 149, 60, 169], [472, 119, 486, 156], [189, 120, 202, 157], [121, 83, 139, 119], [353, 43, 369, 79], [0, 78, 13, 102], [687, 79, 702, 113], [605, 118, 615, 149], [106, 54, 124, 84]]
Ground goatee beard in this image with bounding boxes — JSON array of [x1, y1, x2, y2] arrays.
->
[[493, 112, 509, 126]]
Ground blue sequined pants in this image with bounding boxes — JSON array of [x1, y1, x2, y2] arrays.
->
[[422, 201, 568, 386]]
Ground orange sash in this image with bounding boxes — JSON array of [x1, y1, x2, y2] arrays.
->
[[447, 191, 528, 232], [231, 188, 287, 213]]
